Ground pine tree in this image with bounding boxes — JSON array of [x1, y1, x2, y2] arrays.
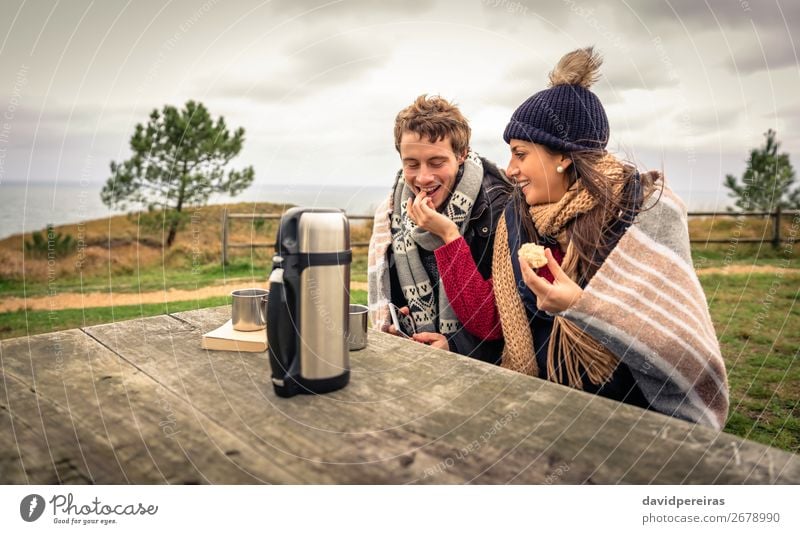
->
[[724, 129, 798, 211], [101, 101, 254, 246]]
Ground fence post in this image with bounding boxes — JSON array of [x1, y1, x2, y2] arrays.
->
[[222, 208, 228, 265], [772, 205, 782, 249]]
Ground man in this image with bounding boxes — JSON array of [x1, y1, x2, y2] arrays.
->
[[367, 94, 511, 363]]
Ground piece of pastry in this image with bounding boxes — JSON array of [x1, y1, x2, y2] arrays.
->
[[518, 243, 548, 268]]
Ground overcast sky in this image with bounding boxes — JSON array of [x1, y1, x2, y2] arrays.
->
[[1, 0, 798, 209]]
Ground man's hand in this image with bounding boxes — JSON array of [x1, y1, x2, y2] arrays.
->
[[519, 248, 584, 314], [412, 332, 449, 350], [406, 191, 460, 244]]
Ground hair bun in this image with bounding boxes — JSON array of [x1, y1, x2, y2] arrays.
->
[[548, 46, 602, 89]]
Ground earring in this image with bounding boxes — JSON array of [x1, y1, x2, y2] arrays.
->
[[556, 165, 564, 173]]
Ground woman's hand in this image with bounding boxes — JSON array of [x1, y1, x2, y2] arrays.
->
[[412, 332, 449, 350], [519, 248, 584, 314], [406, 192, 460, 243]]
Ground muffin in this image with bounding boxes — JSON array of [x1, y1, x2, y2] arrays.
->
[[518, 243, 548, 268]]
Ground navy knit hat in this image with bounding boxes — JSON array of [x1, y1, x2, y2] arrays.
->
[[504, 47, 609, 153]]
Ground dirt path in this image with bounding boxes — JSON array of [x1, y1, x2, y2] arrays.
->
[[694, 265, 794, 276], [0, 279, 369, 312], [2, 264, 794, 313]]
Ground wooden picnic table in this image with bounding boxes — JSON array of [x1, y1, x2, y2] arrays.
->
[[1, 305, 798, 484]]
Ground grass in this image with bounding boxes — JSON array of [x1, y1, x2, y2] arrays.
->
[[0, 258, 268, 298], [0, 256, 372, 298], [0, 290, 368, 340], [701, 271, 800, 452], [692, 243, 796, 270], [0, 201, 373, 291], [0, 296, 230, 338]]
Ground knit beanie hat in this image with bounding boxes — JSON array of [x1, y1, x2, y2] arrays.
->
[[504, 47, 609, 153]]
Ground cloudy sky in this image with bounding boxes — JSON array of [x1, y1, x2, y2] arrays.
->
[[1, 0, 798, 210]]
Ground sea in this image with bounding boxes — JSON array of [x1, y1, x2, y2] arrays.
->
[[0, 180, 732, 240]]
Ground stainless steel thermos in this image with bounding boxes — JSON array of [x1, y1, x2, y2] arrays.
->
[[267, 208, 351, 397]]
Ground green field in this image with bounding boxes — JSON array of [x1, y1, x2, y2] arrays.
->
[[702, 272, 799, 452], [0, 289, 369, 340], [0, 296, 230, 338], [0, 256, 369, 299]]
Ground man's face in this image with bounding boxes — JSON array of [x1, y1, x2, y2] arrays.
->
[[399, 132, 465, 210]]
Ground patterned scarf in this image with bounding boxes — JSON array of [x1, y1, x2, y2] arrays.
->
[[389, 152, 484, 334], [494, 154, 627, 388]]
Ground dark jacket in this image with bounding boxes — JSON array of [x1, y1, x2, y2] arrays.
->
[[389, 158, 512, 364]]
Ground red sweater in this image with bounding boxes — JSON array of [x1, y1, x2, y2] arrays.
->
[[434, 237, 564, 341]]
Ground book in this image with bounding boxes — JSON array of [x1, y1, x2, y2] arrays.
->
[[201, 320, 268, 352]]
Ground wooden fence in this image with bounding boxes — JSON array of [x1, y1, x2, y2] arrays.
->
[[688, 207, 798, 245], [221, 211, 373, 264], [221, 208, 800, 264]]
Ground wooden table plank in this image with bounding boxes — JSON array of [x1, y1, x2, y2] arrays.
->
[[169, 306, 800, 484], [1, 370, 120, 484], [170, 307, 554, 482], [3, 306, 798, 484], [87, 312, 476, 483], [0, 327, 301, 483]]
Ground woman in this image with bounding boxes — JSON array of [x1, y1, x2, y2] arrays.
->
[[437, 47, 729, 429]]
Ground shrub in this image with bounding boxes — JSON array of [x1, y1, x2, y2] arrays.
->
[[24, 224, 76, 258]]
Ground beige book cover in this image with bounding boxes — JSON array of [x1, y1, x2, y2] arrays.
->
[[201, 320, 267, 353]]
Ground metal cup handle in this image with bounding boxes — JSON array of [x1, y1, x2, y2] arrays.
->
[[260, 295, 268, 325]]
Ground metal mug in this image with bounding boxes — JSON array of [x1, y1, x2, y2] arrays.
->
[[231, 288, 269, 331], [348, 304, 369, 351]]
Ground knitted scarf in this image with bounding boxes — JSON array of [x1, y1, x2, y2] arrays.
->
[[494, 155, 626, 388], [369, 152, 484, 334]]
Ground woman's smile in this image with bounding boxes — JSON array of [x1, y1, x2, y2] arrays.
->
[[515, 178, 531, 193]]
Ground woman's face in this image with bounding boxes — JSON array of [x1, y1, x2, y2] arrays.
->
[[506, 139, 571, 206]]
